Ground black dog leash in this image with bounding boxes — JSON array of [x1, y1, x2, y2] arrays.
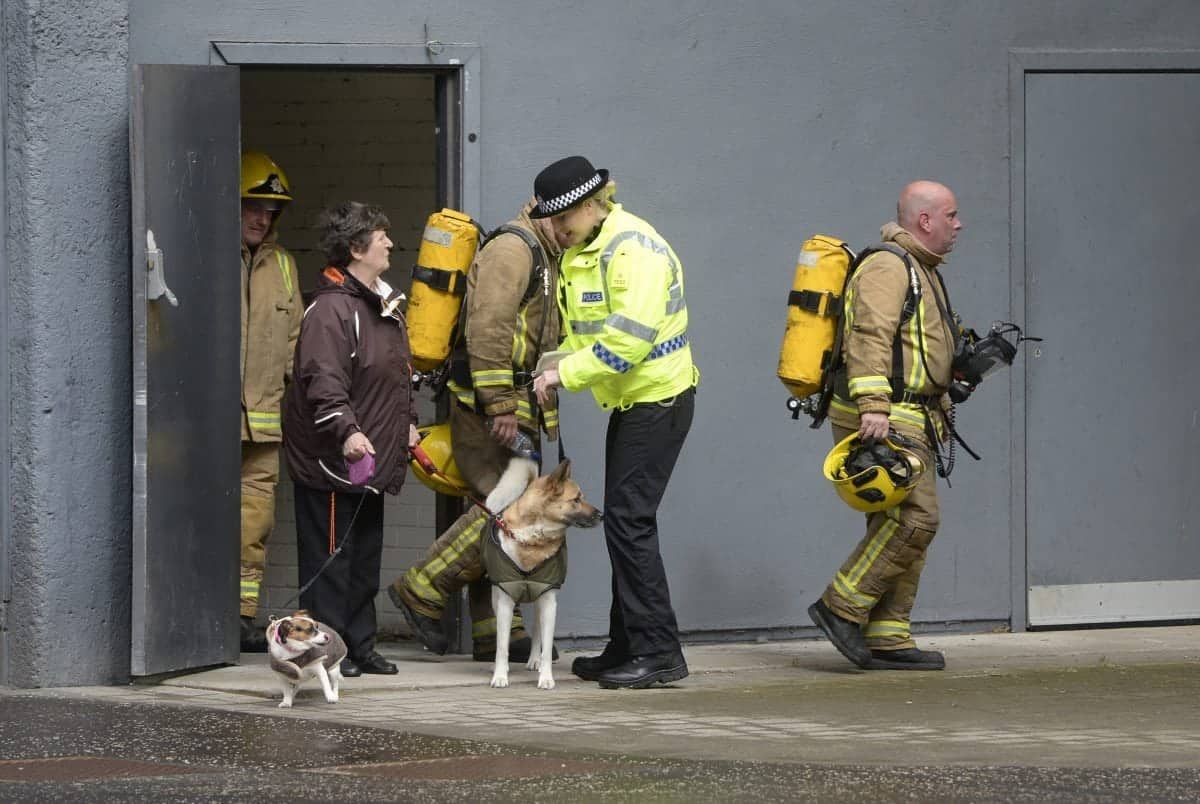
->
[[276, 489, 371, 613]]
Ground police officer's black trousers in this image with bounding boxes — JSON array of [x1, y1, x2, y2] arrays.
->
[[603, 387, 694, 657], [294, 484, 385, 662]]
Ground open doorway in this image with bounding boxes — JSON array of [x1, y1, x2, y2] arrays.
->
[[239, 67, 441, 638]]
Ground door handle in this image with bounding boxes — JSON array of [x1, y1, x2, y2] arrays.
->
[[146, 229, 179, 307]]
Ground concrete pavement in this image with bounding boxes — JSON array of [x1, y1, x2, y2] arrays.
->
[[2, 625, 1199, 800]]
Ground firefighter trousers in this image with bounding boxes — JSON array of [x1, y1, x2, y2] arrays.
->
[[821, 423, 940, 651], [240, 440, 280, 619], [391, 403, 526, 648]]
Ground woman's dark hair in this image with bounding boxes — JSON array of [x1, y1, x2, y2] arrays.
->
[[318, 202, 391, 268]]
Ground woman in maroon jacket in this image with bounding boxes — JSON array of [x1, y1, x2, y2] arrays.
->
[[283, 201, 419, 677]]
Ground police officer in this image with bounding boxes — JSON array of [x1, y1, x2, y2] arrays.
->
[[533, 156, 698, 689], [238, 151, 301, 652]]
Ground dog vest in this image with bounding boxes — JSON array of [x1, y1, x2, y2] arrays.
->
[[481, 520, 567, 603]]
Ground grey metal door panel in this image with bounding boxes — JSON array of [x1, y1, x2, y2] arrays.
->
[[1025, 71, 1200, 624], [131, 64, 241, 674]]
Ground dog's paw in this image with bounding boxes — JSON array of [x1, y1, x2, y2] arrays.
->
[[325, 694, 339, 704], [537, 673, 555, 690], [278, 700, 293, 709], [490, 672, 510, 688], [526, 656, 541, 671]]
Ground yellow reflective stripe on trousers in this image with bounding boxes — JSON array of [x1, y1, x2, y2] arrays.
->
[[403, 514, 487, 604], [247, 410, 280, 430], [833, 572, 877, 609], [864, 619, 911, 640], [838, 513, 902, 606]]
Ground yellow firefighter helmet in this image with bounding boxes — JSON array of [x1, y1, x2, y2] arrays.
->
[[824, 431, 926, 513], [240, 151, 293, 209], [409, 422, 470, 497]]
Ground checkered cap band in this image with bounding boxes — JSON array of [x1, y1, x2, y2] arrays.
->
[[536, 172, 604, 216]]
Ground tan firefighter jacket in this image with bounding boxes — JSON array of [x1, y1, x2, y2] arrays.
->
[[448, 203, 561, 439], [241, 232, 301, 442], [828, 222, 955, 438]]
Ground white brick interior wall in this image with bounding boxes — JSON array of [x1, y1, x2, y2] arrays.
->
[[240, 69, 440, 636]]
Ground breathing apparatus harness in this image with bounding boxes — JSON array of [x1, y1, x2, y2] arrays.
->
[[912, 270, 1041, 480], [794, 242, 1040, 482]]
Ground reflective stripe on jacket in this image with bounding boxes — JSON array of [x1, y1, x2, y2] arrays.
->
[[241, 237, 301, 442], [828, 223, 954, 436], [446, 207, 561, 438], [557, 204, 697, 409]]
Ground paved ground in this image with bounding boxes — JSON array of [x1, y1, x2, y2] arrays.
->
[[2, 625, 1199, 801]]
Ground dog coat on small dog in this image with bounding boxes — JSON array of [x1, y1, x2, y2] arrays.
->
[[266, 613, 348, 708]]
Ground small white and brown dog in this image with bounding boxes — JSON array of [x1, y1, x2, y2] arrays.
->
[[484, 459, 602, 690], [265, 610, 348, 708]]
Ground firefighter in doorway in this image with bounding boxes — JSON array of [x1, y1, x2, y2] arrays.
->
[[238, 151, 302, 652]]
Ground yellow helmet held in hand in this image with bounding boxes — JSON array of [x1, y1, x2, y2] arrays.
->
[[240, 151, 293, 208], [824, 432, 926, 513], [409, 422, 470, 497]]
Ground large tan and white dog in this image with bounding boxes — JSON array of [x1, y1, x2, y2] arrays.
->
[[266, 610, 348, 708], [487, 459, 602, 690]]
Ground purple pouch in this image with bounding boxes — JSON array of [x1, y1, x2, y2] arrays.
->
[[347, 453, 376, 486]]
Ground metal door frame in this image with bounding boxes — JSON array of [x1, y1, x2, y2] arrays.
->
[[210, 40, 480, 216], [1008, 49, 1200, 631], [211, 40, 480, 651]]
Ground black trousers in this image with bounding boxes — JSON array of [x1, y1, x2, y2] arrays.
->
[[294, 483, 385, 661], [603, 387, 694, 656]]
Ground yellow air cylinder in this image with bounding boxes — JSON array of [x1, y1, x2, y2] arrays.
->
[[777, 235, 853, 398], [407, 209, 481, 371]]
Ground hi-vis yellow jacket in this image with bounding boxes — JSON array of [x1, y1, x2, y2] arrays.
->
[[557, 204, 698, 410], [241, 234, 301, 442]]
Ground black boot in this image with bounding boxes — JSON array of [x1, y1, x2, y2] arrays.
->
[[239, 616, 267, 654], [868, 647, 945, 670], [595, 649, 689, 689], [808, 600, 870, 668], [571, 644, 629, 681], [388, 583, 448, 655]]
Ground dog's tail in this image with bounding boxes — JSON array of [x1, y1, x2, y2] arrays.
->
[[485, 456, 538, 512]]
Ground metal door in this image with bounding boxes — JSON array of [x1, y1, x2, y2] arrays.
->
[[131, 64, 241, 674], [1025, 71, 1200, 626]]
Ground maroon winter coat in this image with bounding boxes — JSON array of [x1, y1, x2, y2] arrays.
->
[[283, 266, 416, 495]]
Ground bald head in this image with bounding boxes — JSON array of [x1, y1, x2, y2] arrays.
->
[[897, 180, 962, 255]]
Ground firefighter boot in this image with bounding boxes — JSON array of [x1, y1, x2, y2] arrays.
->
[[808, 599, 871, 668]]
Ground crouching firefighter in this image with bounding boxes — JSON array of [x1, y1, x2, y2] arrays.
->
[[388, 197, 562, 662], [807, 179, 966, 672]]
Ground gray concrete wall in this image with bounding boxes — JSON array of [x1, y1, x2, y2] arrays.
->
[[0, 0, 10, 684], [126, 0, 1195, 641], [5, 0, 1199, 686], [3, 0, 131, 686]]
